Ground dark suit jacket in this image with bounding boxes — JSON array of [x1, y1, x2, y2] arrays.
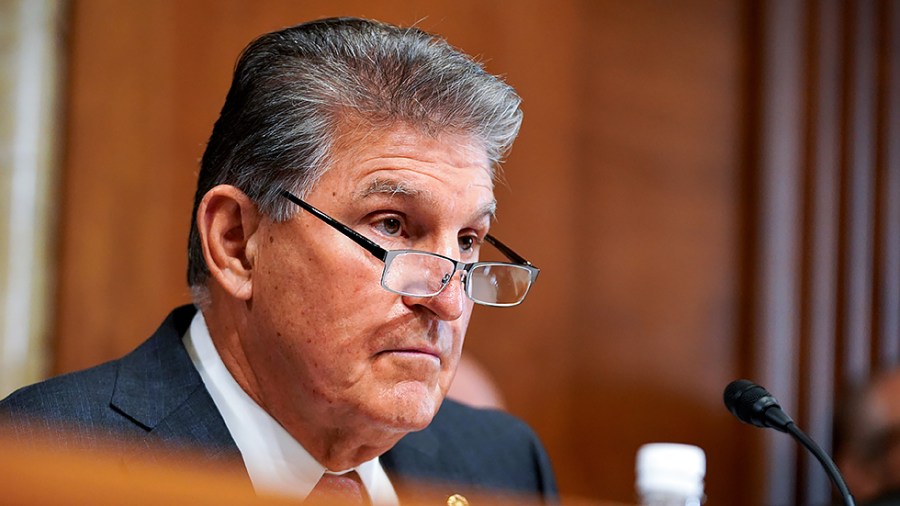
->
[[0, 305, 558, 504]]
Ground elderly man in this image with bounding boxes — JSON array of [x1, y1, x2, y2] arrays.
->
[[0, 17, 556, 505]]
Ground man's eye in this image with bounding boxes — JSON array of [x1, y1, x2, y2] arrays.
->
[[459, 235, 476, 252], [380, 217, 402, 236]]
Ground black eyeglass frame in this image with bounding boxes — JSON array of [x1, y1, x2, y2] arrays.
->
[[278, 188, 540, 306]]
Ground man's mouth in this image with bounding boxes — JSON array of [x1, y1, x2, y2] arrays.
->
[[377, 347, 441, 362]]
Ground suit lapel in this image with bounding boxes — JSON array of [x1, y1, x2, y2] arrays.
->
[[109, 305, 242, 463]]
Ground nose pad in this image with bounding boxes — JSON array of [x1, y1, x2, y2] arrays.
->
[[458, 269, 469, 292], [440, 268, 469, 292]]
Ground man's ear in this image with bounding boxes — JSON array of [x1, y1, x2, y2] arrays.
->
[[196, 185, 262, 301]]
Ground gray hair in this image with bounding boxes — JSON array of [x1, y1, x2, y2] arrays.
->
[[186, 17, 523, 293]]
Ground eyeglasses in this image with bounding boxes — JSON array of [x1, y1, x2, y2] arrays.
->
[[279, 189, 539, 307]]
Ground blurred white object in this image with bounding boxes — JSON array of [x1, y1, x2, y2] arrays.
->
[[636, 443, 706, 506], [0, 0, 63, 397]]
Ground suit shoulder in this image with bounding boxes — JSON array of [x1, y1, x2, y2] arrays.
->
[[0, 360, 119, 420], [429, 399, 553, 475], [432, 398, 539, 441], [386, 399, 559, 501], [1, 306, 196, 422]]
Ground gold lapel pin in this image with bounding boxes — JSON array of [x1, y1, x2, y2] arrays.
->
[[446, 493, 469, 506]]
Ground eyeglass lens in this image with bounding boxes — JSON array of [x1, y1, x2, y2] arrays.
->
[[467, 263, 533, 305], [382, 252, 452, 296], [382, 252, 532, 305]]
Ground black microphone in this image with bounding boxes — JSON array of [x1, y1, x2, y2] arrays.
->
[[723, 379, 856, 506], [723, 379, 795, 432]]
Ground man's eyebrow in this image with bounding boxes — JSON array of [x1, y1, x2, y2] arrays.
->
[[356, 177, 497, 221], [355, 178, 424, 199], [476, 200, 498, 221]]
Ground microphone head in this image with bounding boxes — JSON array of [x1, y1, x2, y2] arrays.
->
[[723, 379, 794, 431]]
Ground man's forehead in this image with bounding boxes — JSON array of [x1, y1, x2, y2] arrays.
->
[[331, 121, 493, 173]]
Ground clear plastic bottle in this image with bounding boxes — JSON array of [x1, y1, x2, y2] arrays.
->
[[635, 443, 706, 506]]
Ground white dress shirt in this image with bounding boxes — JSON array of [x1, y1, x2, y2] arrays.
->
[[183, 311, 400, 505]]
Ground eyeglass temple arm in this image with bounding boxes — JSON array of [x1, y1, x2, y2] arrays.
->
[[279, 189, 388, 262], [484, 234, 534, 267]]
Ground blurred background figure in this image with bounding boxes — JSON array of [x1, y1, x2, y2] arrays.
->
[[835, 370, 900, 506], [447, 353, 506, 410]]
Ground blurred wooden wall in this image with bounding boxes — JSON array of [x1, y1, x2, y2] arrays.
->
[[49, 1, 900, 505], [746, 1, 900, 504]]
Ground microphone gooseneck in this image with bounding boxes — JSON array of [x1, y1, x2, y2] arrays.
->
[[723, 379, 856, 506]]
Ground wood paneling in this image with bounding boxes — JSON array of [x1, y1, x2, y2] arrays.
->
[[876, 0, 900, 368], [54, 0, 747, 504], [799, 0, 843, 501], [745, 1, 900, 504], [565, 1, 746, 502], [746, 2, 808, 502], [51, 0, 900, 504]]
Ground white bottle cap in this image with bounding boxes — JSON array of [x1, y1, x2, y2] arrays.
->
[[636, 443, 706, 498]]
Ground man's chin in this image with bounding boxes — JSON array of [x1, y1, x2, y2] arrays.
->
[[373, 381, 443, 432]]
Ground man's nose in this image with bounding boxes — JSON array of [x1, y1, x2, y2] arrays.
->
[[404, 235, 468, 320], [402, 271, 466, 320]]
